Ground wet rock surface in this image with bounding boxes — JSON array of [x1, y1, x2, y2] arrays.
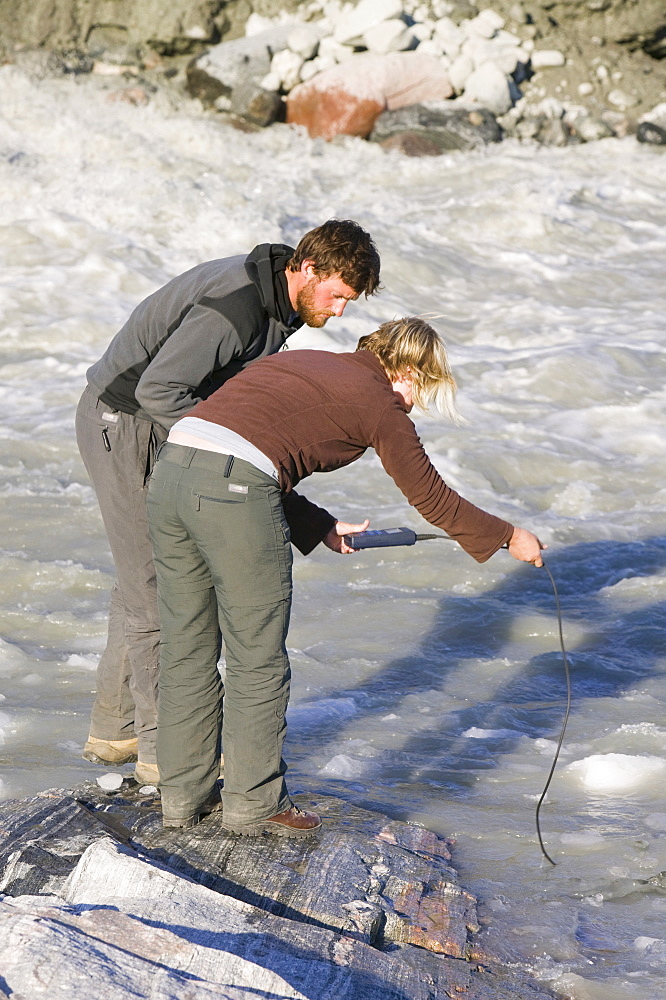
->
[[0, 780, 558, 998]]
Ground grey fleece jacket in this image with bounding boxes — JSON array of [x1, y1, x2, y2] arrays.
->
[[86, 244, 302, 429]]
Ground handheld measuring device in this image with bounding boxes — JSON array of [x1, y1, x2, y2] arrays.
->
[[343, 527, 448, 549]]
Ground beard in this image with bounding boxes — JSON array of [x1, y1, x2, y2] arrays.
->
[[295, 277, 333, 328]]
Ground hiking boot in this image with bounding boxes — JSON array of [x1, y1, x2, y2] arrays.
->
[[83, 735, 138, 765], [221, 805, 321, 839], [134, 761, 160, 786], [162, 787, 223, 829], [134, 756, 225, 788]]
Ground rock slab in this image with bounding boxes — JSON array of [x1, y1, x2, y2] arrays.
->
[[0, 783, 559, 999]]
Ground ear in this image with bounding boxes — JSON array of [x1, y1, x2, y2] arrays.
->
[[301, 259, 317, 278]]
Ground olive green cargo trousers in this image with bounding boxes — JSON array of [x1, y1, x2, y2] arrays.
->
[[76, 384, 167, 764], [147, 442, 293, 825]]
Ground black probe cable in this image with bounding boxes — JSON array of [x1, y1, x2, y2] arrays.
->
[[535, 558, 571, 866], [416, 538, 572, 865], [350, 530, 571, 864]]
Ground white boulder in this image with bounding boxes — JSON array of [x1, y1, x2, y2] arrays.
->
[[495, 28, 522, 46], [449, 52, 475, 92], [463, 61, 514, 115], [462, 35, 498, 69], [465, 9, 505, 39], [640, 101, 666, 126], [531, 49, 566, 69], [288, 23, 324, 60], [607, 88, 639, 109], [433, 17, 464, 57], [245, 12, 285, 36], [300, 55, 335, 81], [411, 21, 434, 42], [417, 39, 445, 57], [492, 44, 528, 75], [270, 48, 304, 90], [318, 34, 355, 63], [363, 19, 417, 54], [334, 0, 404, 44], [260, 70, 282, 92]]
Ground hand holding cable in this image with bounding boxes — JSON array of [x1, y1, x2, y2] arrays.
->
[[507, 526, 546, 567]]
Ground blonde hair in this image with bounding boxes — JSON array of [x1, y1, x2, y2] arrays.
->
[[356, 317, 460, 422]]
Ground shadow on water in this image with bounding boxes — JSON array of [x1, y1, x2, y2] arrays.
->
[[290, 535, 666, 808]]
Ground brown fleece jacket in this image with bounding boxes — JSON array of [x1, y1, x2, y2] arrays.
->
[[187, 349, 514, 560]]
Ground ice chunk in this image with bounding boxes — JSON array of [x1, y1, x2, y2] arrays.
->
[[66, 653, 99, 670], [645, 813, 666, 832], [635, 936, 662, 952], [319, 754, 370, 778], [566, 753, 666, 793], [96, 773, 124, 791], [560, 831, 605, 848], [462, 727, 522, 739]]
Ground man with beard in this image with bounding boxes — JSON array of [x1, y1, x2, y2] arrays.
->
[[76, 219, 380, 784]]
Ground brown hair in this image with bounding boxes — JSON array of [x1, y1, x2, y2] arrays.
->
[[357, 317, 460, 421], [287, 219, 381, 297]]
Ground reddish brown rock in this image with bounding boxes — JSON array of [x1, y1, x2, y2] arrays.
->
[[288, 87, 385, 140], [387, 877, 480, 957], [286, 51, 453, 140]]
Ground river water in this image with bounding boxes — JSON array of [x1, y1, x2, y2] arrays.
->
[[1, 63, 665, 999]]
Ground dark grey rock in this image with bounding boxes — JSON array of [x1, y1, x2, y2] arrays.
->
[[186, 27, 292, 124], [637, 121, 666, 145], [369, 101, 502, 153], [230, 79, 283, 126]]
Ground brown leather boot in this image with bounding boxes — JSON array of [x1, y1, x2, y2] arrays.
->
[[222, 805, 322, 839]]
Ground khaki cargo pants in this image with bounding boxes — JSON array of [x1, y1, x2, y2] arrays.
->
[[76, 384, 167, 764], [147, 442, 293, 825]]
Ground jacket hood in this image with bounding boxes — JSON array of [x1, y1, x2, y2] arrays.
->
[[245, 243, 300, 328]]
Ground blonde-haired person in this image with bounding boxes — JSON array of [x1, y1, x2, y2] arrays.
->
[[147, 317, 544, 834], [357, 316, 459, 420]]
